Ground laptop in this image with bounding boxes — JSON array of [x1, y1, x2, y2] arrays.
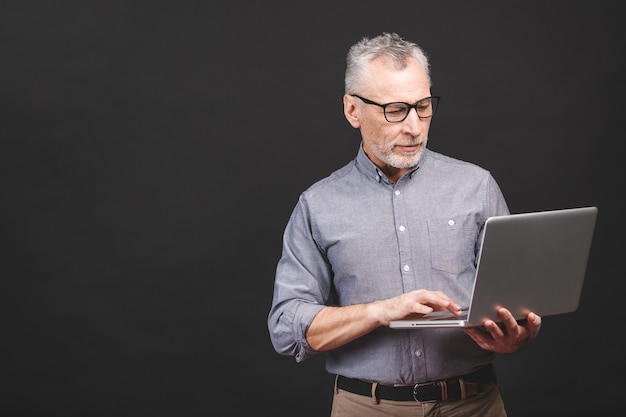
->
[[389, 206, 598, 329]]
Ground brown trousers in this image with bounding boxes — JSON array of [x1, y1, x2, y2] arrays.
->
[[330, 377, 507, 417]]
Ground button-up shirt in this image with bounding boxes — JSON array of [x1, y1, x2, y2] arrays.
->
[[268, 145, 510, 385]]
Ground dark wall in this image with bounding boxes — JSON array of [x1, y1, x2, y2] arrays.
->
[[3, 2, 624, 416]]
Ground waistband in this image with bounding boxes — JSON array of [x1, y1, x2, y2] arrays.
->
[[336, 365, 496, 402]]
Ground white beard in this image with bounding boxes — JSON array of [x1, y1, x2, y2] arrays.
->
[[375, 138, 427, 169]]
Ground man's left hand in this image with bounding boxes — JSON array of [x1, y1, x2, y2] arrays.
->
[[462, 308, 542, 353]]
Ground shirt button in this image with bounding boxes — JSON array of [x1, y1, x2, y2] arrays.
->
[[399, 225, 406, 232], [395, 190, 401, 196], [414, 350, 422, 357], [403, 265, 410, 272], [448, 219, 455, 226]]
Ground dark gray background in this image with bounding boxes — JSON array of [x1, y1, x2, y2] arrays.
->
[[3, 1, 623, 416]]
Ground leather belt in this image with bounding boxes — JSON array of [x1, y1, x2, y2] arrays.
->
[[336, 365, 496, 402]]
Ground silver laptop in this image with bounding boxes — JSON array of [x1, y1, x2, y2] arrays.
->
[[389, 206, 598, 329]]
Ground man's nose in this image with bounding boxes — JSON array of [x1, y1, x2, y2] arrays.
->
[[403, 108, 425, 135]]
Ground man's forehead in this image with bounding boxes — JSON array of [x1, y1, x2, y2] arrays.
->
[[362, 61, 431, 102]]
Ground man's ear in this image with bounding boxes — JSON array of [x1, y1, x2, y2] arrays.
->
[[343, 94, 361, 128]]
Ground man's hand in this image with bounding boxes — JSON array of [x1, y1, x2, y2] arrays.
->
[[306, 289, 462, 351], [462, 308, 542, 353], [376, 289, 463, 327]]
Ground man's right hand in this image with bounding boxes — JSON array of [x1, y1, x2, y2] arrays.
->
[[375, 289, 463, 326], [305, 290, 462, 352]]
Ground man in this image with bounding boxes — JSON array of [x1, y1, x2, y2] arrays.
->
[[267, 32, 541, 417]]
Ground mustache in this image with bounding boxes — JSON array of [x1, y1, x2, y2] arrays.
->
[[393, 136, 427, 147]]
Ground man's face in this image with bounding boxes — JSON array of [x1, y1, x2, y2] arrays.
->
[[344, 56, 433, 182]]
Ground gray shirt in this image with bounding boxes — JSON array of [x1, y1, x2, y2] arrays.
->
[[268, 145, 510, 385]]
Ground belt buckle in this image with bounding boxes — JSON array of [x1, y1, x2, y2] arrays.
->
[[412, 381, 441, 403]]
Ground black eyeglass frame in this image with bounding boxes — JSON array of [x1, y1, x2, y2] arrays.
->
[[351, 94, 441, 123]]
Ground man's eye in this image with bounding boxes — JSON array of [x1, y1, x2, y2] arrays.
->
[[386, 105, 406, 115]]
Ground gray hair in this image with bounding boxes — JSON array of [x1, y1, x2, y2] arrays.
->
[[344, 32, 431, 94]]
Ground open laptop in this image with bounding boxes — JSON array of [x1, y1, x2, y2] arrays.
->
[[389, 206, 598, 329]]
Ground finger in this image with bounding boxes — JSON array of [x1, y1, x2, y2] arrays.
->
[[418, 292, 459, 311], [482, 319, 505, 339], [496, 308, 523, 337], [497, 308, 517, 326], [410, 303, 434, 315], [434, 293, 461, 312], [448, 303, 463, 315], [525, 312, 542, 332]]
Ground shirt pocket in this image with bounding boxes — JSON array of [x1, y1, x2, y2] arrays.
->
[[426, 215, 478, 274]]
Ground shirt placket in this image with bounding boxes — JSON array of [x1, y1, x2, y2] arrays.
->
[[393, 177, 427, 381], [392, 181, 415, 292]]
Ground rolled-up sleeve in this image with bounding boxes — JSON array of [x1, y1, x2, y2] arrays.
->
[[267, 195, 333, 362]]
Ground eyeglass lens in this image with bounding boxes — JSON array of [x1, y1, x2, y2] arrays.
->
[[385, 97, 437, 122]]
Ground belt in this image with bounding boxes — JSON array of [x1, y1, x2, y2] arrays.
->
[[336, 365, 496, 402]]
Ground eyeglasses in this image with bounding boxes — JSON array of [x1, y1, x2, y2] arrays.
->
[[351, 94, 440, 123]]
